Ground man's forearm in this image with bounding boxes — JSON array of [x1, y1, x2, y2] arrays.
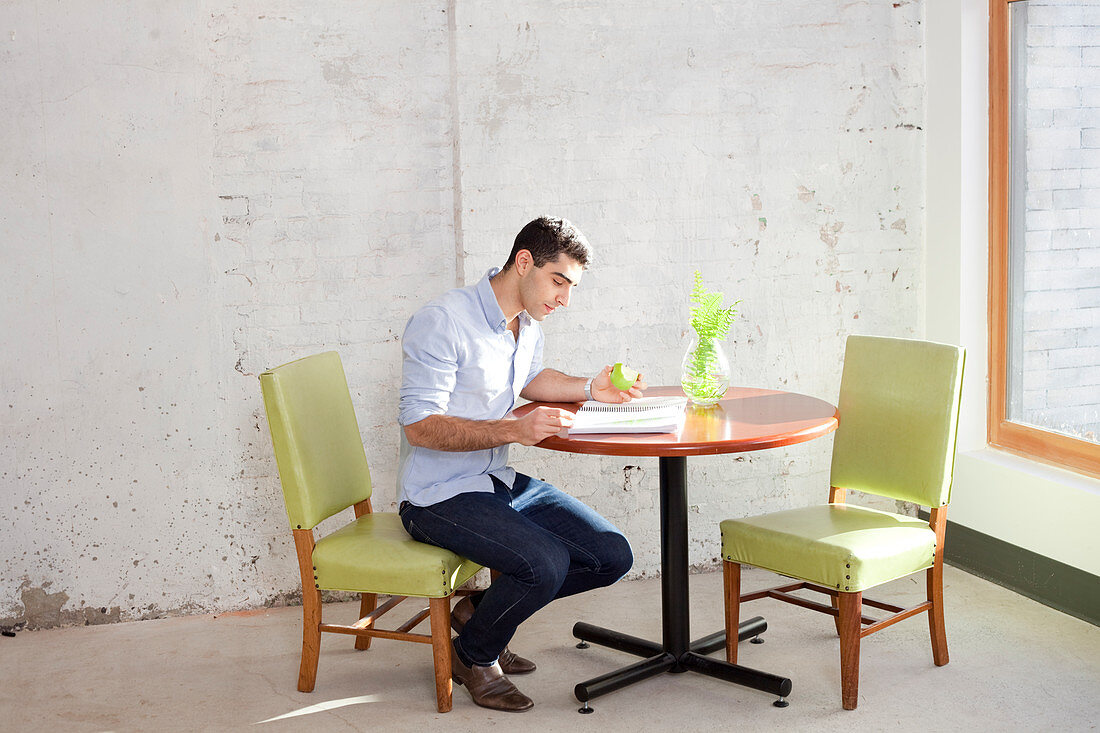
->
[[520, 368, 585, 403], [403, 413, 518, 452]]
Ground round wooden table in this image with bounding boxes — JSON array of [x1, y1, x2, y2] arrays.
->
[[513, 386, 839, 710]]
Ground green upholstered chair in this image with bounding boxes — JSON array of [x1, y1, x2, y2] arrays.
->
[[720, 335, 965, 710], [260, 351, 481, 713]]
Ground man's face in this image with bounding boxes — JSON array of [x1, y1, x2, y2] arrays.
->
[[519, 254, 583, 321]]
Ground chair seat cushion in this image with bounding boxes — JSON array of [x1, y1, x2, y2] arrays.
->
[[720, 504, 936, 592], [313, 512, 482, 598]]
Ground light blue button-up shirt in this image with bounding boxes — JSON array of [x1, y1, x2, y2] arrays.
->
[[397, 268, 545, 506]]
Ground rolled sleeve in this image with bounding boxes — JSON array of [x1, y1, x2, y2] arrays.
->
[[399, 307, 460, 426]]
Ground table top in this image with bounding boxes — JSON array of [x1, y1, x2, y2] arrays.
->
[[512, 386, 839, 458]]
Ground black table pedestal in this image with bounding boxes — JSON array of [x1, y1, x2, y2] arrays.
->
[[572, 456, 792, 710]]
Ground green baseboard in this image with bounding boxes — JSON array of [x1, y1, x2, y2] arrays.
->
[[921, 511, 1099, 627]]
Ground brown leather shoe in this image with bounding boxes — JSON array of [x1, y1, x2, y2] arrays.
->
[[451, 596, 537, 675], [450, 639, 534, 712]]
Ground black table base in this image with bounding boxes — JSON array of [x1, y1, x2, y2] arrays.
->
[[571, 456, 792, 711]]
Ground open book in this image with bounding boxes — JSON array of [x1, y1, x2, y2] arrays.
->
[[568, 396, 688, 435]]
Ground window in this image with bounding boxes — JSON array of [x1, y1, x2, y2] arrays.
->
[[989, 0, 1100, 477]]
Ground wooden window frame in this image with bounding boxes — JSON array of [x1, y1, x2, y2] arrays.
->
[[988, 0, 1100, 478]]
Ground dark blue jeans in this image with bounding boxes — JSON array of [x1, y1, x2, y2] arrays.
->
[[399, 473, 633, 667]]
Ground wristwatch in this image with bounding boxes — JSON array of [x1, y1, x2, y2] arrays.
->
[[583, 378, 594, 402]]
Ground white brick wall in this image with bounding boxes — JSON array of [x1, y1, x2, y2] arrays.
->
[[1017, 0, 1100, 441], [1, 0, 924, 627]]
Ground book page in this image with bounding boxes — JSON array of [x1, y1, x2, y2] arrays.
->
[[570, 397, 687, 434]]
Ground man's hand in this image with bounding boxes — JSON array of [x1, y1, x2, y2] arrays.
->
[[591, 364, 647, 403], [512, 406, 575, 445]]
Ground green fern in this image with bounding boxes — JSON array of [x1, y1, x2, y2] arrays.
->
[[688, 271, 738, 343], [682, 271, 739, 402]]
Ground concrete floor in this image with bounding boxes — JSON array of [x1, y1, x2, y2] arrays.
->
[[3, 565, 1098, 732]]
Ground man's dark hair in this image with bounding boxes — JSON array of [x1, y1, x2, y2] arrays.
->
[[502, 217, 592, 271]]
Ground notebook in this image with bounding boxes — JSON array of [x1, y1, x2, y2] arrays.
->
[[568, 396, 688, 435]]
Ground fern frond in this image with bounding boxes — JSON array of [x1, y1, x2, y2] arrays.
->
[[688, 270, 738, 342]]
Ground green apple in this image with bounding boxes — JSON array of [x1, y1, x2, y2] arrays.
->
[[610, 362, 641, 391]]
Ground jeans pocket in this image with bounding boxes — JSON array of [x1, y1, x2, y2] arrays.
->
[[404, 519, 437, 547]]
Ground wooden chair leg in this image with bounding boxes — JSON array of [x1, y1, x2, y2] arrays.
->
[[838, 591, 862, 710], [354, 592, 378, 650], [830, 593, 842, 636], [927, 565, 949, 666], [429, 596, 454, 713], [723, 561, 741, 664], [298, 586, 323, 693]]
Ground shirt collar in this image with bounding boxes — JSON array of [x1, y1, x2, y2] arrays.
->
[[478, 268, 531, 334]]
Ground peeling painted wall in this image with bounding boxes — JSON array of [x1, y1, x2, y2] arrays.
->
[[1, 1, 924, 628]]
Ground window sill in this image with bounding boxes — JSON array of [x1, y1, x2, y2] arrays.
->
[[962, 447, 1100, 495]]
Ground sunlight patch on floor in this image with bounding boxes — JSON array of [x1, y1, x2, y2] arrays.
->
[[254, 694, 383, 723]]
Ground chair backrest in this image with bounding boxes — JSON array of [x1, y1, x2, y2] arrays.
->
[[830, 335, 965, 508], [260, 351, 373, 530]]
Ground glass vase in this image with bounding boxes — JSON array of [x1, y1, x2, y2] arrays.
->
[[680, 335, 731, 406]]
